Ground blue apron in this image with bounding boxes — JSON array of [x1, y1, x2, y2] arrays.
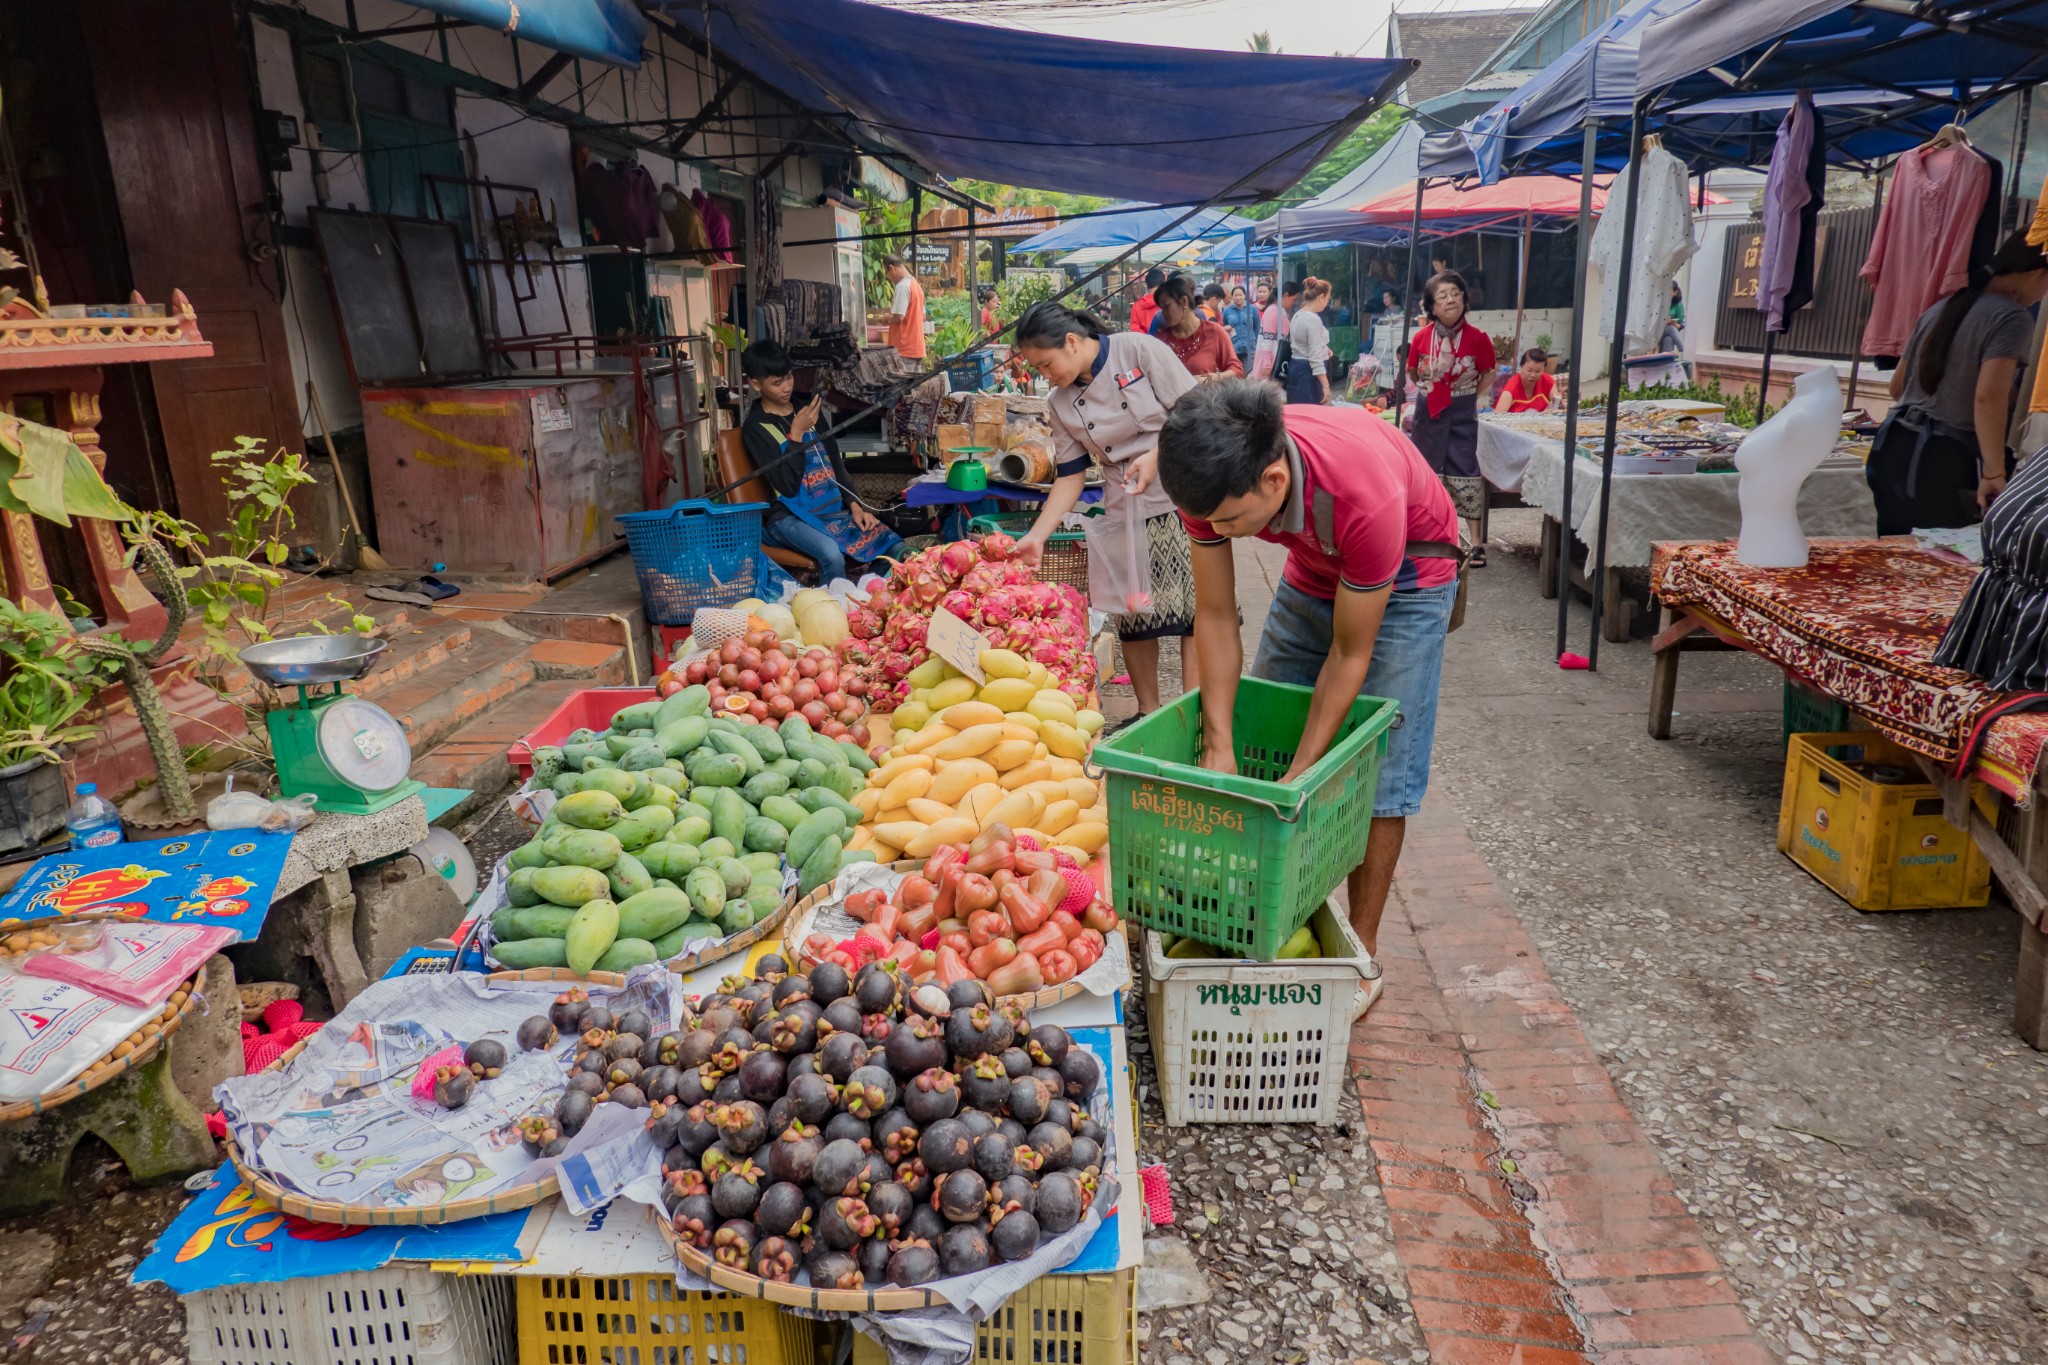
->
[[781, 427, 902, 564]]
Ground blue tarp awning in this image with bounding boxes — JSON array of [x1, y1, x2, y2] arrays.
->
[[1009, 204, 1251, 256], [1424, 0, 2010, 182], [411, 0, 643, 67], [1638, 0, 2048, 110], [1202, 235, 1351, 266], [656, 0, 1413, 202]]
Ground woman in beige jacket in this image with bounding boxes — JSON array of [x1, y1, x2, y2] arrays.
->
[[1010, 300, 1204, 715]]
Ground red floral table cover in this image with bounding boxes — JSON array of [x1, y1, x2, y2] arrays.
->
[[1650, 539, 2048, 797]]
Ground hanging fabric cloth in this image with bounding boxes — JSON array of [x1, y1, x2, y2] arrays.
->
[[1589, 141, 1697, 355], [1781, 99, 1828, 324], [1757, 94, 1816, 331], [1859, 138, 1993, 359]]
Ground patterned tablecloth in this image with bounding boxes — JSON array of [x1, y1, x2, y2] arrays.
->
[[1650, 539, 2048, 800]]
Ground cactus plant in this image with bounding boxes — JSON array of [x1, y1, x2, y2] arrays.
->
[[77, 537, 195, 820]]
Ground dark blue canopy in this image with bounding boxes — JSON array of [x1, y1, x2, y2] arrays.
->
[[1427, 0, 1996, 181], [411, 0, 643, 66], [655, 0, 1413, 202], [1638, 0, 2048, 111]]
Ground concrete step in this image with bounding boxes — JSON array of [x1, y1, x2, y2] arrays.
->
[[528, 637, 631, 684], [409, 678, 586, 798], [377, 631, 537, 757], [352, 617, 481, 701]]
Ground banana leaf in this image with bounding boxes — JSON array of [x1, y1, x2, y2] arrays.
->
[[0, 413, 136, 525]]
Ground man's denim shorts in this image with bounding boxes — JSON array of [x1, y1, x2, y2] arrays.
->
[[1249, 578, 1457, 819]]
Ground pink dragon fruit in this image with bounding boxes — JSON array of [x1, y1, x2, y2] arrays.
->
[[977, 587, 1020, 629], [940, 590, 975, 620], [1002, 621, 1037, 654], [960, 561, 1008, 595], [881, 651, 916, 683], [866, 585, 897, 615], [893, 617, 929, 652], [937, 539, 980, 584], [1000, 561, 1037, 588], [847, 607, 882, 639], [1028, 636, 1066, 668], [979, 532, 1016, 560], [1059, 676, 1092, 703]]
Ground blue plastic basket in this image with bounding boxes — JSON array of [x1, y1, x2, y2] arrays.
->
[[944, 351, 998, 392], [617, 499, 768, 625]]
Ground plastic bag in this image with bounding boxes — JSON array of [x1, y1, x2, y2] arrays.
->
[[1084, 479, 1153, 617], [206, 776, 318, 832], [23, 920, 233, 1007]]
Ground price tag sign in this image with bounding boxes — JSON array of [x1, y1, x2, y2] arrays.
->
[[926, 606, 987, 685]]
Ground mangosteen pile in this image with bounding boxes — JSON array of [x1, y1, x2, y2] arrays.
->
[[429, 1013, 558, 1116], [649, 956, 1106, 1289], [516, 988, 678, 1156]]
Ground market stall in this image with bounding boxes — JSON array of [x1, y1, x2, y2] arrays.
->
[[1488, 404, 1879, 639], [1647, 537, 2048, 1048]]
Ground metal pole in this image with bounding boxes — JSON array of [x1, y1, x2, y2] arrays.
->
[[1511, 209, 1532, 361], [1556, 118, 1598, 658], [1757, 328, 1779, 417], [1399, 175, 1427, 409], [909, 185, 922, 305], [967, 204, 978, 303], [1587, 100, 1650, 671], [1844, 165, 1886, 417]]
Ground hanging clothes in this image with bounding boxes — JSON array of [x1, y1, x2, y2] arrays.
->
[[1858, 143, 1993, 358], [1589, 144, 1697, 356], [1968, 145, 2005, 276], [693, 189, 735, 262], [580, 162, 660, 247], [1756, 95, 1816, 331], [1779, 102, 1828, 324]]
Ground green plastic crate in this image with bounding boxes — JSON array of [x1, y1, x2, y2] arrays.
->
[[1090, 678, 1396, 960], [1782, 675, 1850, 751]]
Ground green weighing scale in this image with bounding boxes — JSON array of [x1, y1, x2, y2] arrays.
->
[[945, 449, 993, 492], [238, 635, 424, 815]]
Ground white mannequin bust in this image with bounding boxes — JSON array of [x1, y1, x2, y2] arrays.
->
[[1735, 366, 1843, 567]]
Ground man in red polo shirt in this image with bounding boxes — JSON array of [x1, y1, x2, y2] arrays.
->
[[1159, 378, 1460, 953]]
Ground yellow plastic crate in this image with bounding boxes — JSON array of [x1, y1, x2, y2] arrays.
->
[[1777, 731, 1994, 911], [852, 1270, 1133, 1365], [514, 1274, 815, 1365]]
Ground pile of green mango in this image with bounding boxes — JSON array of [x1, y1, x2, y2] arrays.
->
[[490, 684, 876, 974]]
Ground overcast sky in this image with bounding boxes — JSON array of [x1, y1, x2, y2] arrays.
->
[[992, 0, 1541, 59]]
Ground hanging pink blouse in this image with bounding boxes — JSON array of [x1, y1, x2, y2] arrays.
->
[[1859, 144, 1992, 358]]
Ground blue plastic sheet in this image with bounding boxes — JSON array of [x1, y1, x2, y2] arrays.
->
[[656, 0, 1410, 202], [409, 0, 643, 67], [0, 829, 296, 943]]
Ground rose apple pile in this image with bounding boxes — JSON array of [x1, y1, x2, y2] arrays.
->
[[801, 827, 1120, 996], [664, 629, 871, 746]]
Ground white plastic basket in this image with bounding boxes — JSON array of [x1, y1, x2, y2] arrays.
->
[[1143, 900, 1380, 1126], [185, 1267, 516, 1365]]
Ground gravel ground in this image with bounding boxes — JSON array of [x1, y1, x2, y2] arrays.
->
[[1130, 990, 1427, 1365], [1437, 510, 2048, 1363], [0, 1154, 190, 1364]]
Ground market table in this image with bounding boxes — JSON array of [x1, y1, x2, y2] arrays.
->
[[1647, 537, 2048, 1048], [1524, 438, 1876, 641]]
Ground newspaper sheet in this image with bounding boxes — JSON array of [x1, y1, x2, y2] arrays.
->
[[216, 965, 677, 1214]]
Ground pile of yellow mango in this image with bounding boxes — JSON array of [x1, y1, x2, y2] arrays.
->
[[846, 649, 1110, 867]]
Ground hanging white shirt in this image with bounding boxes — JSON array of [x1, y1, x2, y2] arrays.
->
[[1589, 145, 1697, 356]]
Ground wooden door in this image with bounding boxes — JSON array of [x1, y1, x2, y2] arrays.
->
[[86, 0, 300, 533]]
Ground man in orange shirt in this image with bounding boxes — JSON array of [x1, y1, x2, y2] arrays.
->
[[885, 253, 926, 361]]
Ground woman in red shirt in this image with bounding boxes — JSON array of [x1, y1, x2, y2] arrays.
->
[[1495, 347, 1557, 413], [1154, 274, 1244, 378], [1407, 270, 1496, 561]]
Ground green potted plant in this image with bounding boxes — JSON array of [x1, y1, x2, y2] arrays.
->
[[0, 599, 122, 851]]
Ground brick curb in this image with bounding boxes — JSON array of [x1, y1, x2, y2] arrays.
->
[[1357, 795, 1773, 1365]]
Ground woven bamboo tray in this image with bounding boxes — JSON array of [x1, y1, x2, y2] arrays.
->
[[223, 968, 628, 1226], [661, 1215, 953, 1311], [785, 861, 1089, 1010], [482, 888, 795, 978], [0, 968, 202, 1125], [661, 885, 796, 975]]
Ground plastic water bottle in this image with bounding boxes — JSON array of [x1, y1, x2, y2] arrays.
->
[[64, 783, 124, 850]]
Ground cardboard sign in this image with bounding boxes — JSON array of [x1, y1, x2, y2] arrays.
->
[[926, 605, 988, 684]]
